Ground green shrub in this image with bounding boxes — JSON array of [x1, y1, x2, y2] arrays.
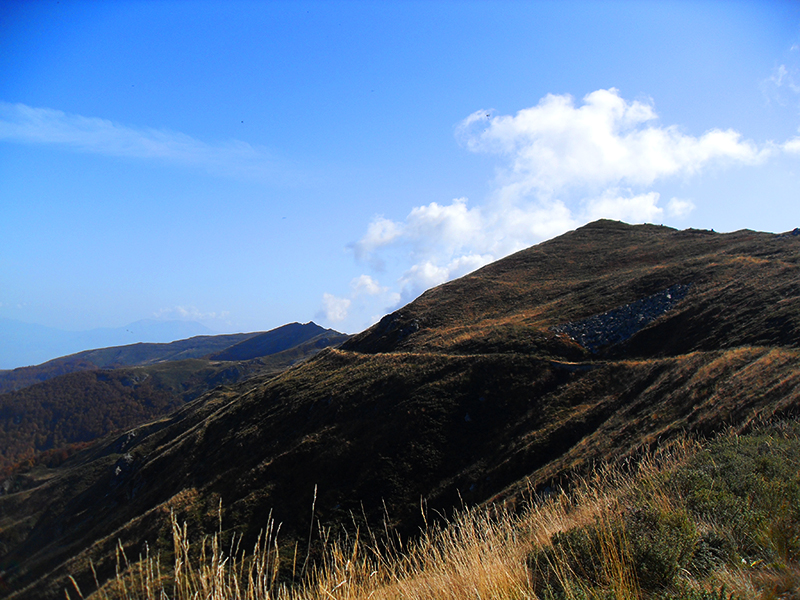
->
[[688, 529, 735, 576], [529, 504, 698, 597], [528, 525, 605, 597], [624, 505, 698, 591], [652, 581, 734, 600], [672, 425, 800, 565]]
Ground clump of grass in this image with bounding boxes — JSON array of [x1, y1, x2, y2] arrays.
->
[[72, 421, 800, 600], [71, 508, 284, 600]]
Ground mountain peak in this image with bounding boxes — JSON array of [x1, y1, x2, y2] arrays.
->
[[3, 221, 800, 599]]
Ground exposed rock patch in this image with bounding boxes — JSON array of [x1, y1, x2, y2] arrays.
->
[[551, 284, 690, 353]]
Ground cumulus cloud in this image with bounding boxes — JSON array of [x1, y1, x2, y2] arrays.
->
[[319, 274, 402, 328], [398, 253, 493, 300], [350, 217, 404, 268], [349, 198, 486, 272], [784, 136, 800, 154], [351, 274, 386, 296], [0, 102, 291, 182], [404, 197, 485, 253], [582, 190, 663, 223], [352, 197, 501, 303], [458, 88, 770, 198], [666, 197, 696, 218]]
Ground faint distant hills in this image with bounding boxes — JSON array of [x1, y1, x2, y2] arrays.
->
[[0, 318, 216, 370], [0, 321, 344, 394]]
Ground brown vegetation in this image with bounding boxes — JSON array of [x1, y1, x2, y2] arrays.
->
[[2, 220, 800, 599], [0, 326, 347, 478], [68, 422, 800, 600]]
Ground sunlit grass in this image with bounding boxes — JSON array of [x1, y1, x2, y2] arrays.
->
[[70, 421, 800, 600]]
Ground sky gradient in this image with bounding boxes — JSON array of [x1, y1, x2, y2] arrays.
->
[[2, 0, 799, 367]]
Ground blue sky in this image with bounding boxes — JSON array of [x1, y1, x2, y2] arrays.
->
[[1, 0, 799, 355]]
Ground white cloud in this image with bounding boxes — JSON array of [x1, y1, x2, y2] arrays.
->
[[355, 217, 403, 252], [784, 136, 800, 154], [321, 293, 351, 323], [404, 197, 484, 252], [582, 190, 663, 223], [353, 197, 501, 301], [153, 306, 230, 322], [350, 217, 404, 269], [458, 89, 770, 199], [485, 198, 577, 255], [356, 199, 482, 259], [398, 253, 493, 301], [399, 261, 450, 292], [319, 274, 402, 329], [0, 102, 290, 182], [775, 64, 800, 94], [351, 274, 386, 296], [761, 59, 800, 107], [771, 64, 790, 88]]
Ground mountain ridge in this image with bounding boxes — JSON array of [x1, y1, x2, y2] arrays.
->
[[0, 319, 218, 371], [2, 220, 799, 599], [0, 322, 339, 394], [0, 322, 349, 479]]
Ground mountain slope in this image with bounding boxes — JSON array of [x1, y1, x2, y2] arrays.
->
[[0, 359, 263, 477], [0, 323, 348, 479], [343, 220, 800, 357], [3, 221, 800, 599], [0, 322, 342, 395]]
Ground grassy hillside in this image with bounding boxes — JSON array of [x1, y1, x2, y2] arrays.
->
[[344, 221, 800, 357], [78, 421, 800, 600], [2, 220, 799, 599], [0, 326, 348, 479], [0, 359, 262, 477]]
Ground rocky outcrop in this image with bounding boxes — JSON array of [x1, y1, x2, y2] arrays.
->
[[551, 284, 690, 353]]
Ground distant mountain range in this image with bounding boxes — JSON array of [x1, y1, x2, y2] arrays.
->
[[0, 321, 349, 476], [0, 318, 218, 370], [2, 221, 800, 599]]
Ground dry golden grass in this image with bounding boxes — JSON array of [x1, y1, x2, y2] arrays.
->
[[71, 426, 800, 600], [67, 441, 680, 600]]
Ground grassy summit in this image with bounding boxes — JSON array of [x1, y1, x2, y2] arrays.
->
[[3, 220, 800, 599]]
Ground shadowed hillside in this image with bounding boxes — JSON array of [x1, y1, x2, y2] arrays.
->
[[209, 322, 342, 361], [0, 359, 261, 477], [2, 221, 800, 599], [0, 324, 349, 479]]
